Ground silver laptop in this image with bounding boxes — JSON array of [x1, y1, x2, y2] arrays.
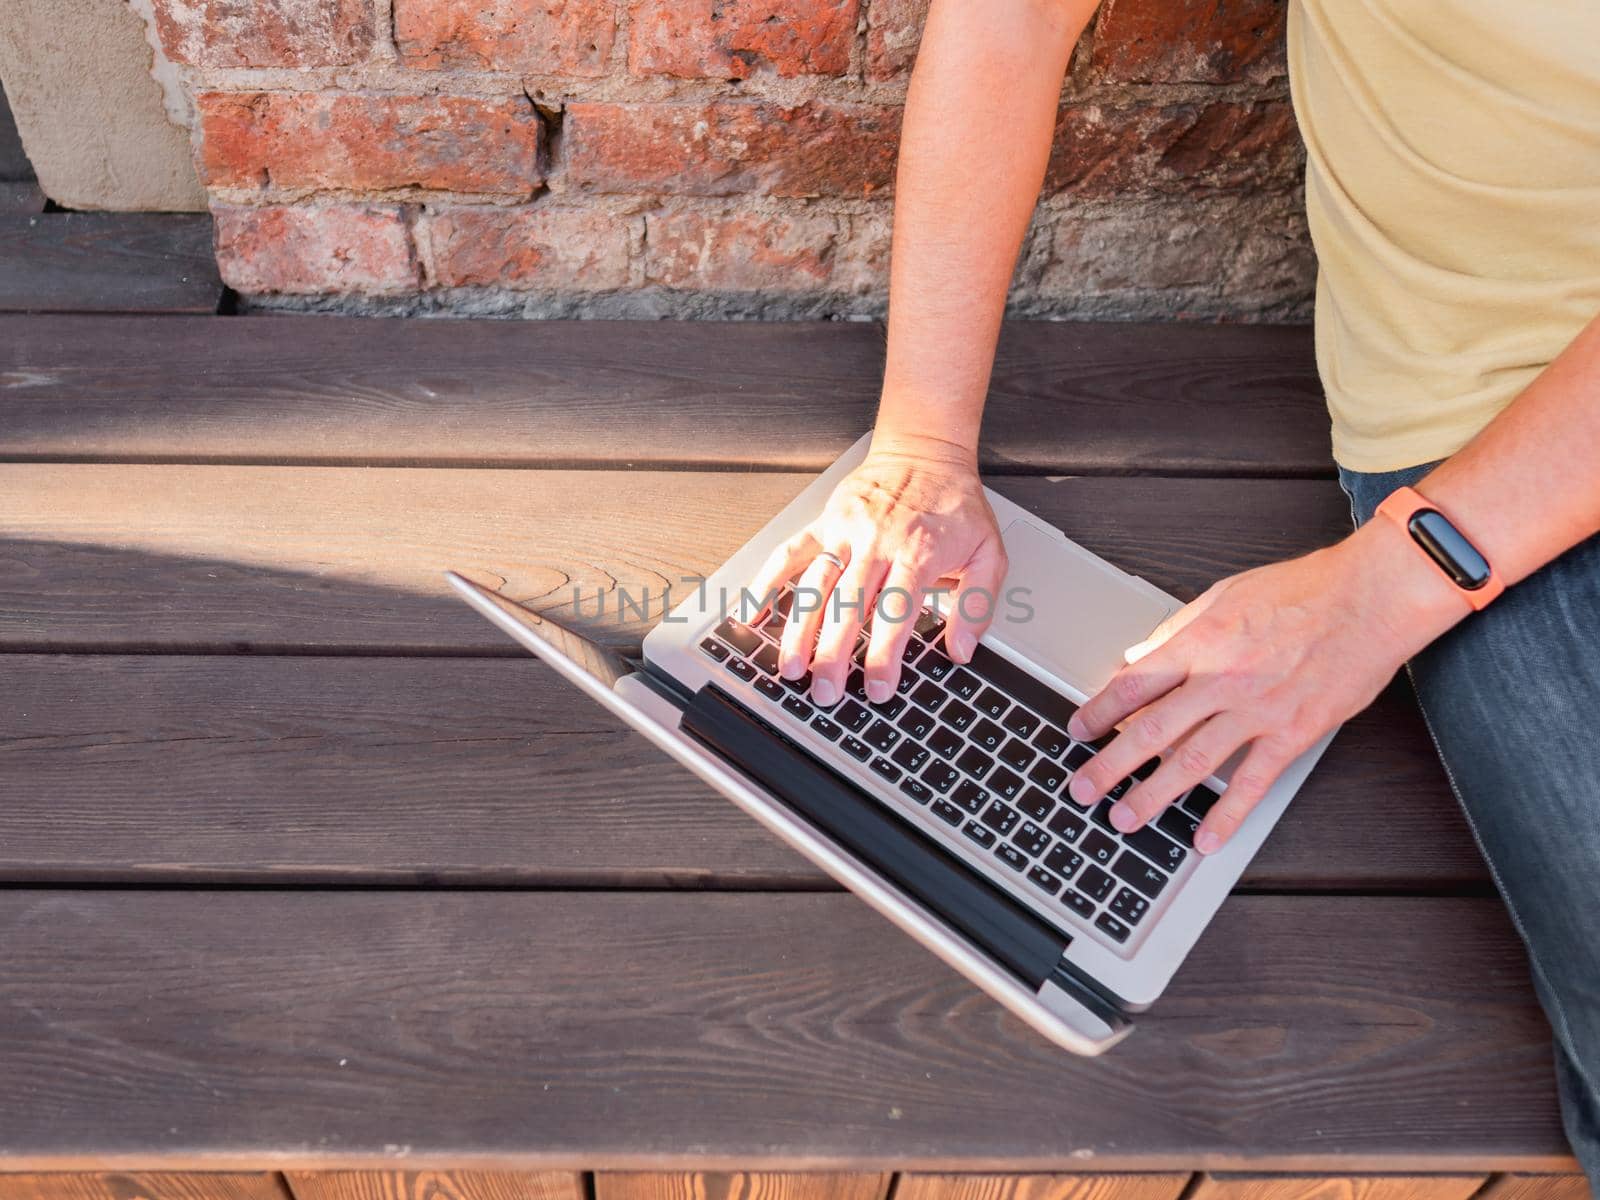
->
[[447, 433, 1334, 1054]]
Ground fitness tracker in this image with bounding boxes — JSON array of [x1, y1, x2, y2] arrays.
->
[[1375, 485, 1504, 612]]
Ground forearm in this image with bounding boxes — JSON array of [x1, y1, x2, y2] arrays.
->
[[874, 0, 1098, 465]]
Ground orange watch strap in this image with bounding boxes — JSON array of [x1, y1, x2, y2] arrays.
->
[[1375, 485, 1504, 612]]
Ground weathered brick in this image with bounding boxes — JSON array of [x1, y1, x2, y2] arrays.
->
[[1045, 101, 1300, 197], [151, 0, 375, 67], [393, 0, 616, 75], [212, 204, 419, 294], [628, 0, 858, 79], [1089, 0, 1286, 84], [865, 0, 927, 81], [198, 92, 543, 197], [566, 102, 899, 197], [423, 205, 631, 288]]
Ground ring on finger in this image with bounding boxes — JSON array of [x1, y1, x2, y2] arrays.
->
[[813, 550, 846, 573]]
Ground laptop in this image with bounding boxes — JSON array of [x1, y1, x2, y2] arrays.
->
[[447, 433, 1335, 1054]]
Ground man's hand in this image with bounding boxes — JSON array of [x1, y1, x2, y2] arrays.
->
[[1063, 518, 1467, 854], [745, 436, 1006, 709]]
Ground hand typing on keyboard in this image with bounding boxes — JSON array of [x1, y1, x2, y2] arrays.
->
[[745, 435, 1007, 712]]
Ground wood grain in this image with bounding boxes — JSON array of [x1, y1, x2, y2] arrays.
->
[[0, 216, 222, 314], [1473, 1177, 1592, 1200], [894, 1174, 1191, 1200], [286, 1172, 583, 1200], [0, 892, 1569, 1172], [595, 1174, 887, 1200], [0, 1175, 290, 1200], [0, 468, 1352, 653], [0, 655, 1476, 890], [0, 183, 44, 214], [0, 317, 1326, 473], [1188, 1178, 1487, 1200]]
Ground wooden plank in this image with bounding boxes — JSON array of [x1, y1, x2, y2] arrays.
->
[[0, 892, 1569, 1172], [0, 655, 1477, 890], [0, 1174, 289, 1200], [286, 1171, 584, 1200], [0, 317, 1327, 474], [0, 183, 44, 214], [1474, 1177, 1592, 1200], [0, 215, 222, 314], [594, 1173, 888, 1200], [0, 469, 1353, 653], [895, 1173, 1192, 1200], [1188, 1178, 1487, 1200]]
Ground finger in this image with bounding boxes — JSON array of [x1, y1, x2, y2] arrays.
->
[[746, 528, 820, 622], [1122, 583, 1223, 665], [1067, 647, 1188, 744], [1194, 733, 1301, 854], [811, 553, 889, 705], [861, 557, 932, 700], [778, 543, 848, 679], [1107, 711, 1254, 834], [944, 535, 1007, 664], [1065, 681, 1223, 808]]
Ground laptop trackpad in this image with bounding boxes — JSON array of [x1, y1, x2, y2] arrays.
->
[[988, 520, 1175, 696]]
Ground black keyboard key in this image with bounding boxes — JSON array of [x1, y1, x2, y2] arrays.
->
[[846, 668, 867, 699], [840, 735, 872, 763], [726, 657, 757, 682], [994, 843, 1028, 872], [1082, 830, 1119, 866], [987, 766, 1025, 802], [1064, 742, 1095, 770], [1127, 823, 1188, 872], [956, 746, 994, 780], [927, 726, 963, 760], [1027, 866, 1062, 895], [873, 695, 907, 718], [902, 636, 925, 663], [1002, 707, 1040, 738], [1079, 864, 1116, 901], [896, 669, 918, 695], [1107, 777, 1133, 801], [1132, 757, 1161, 781], [715, 619, 762, 656], [781, 694, 814, 721], [1013, 821, 1050, 858], [1090, 801, 1118, 835], [1027, 758, 1069, 793], [998, 738, 1036, 771], [939, 700, 977, 732], [914, 608, 946, 640], [922, 760, 960, 793], [920, 647, 955, 682], [1033, 723, 1070, 759], [1046, 805, 1086, 841], [773, 588, 796, 618], [1018, 787, 1055, 822], [781, 670, 812, 693], [761, 611, 786, 639], [752, 642, 781, 675], [980, 800, 1019, 836], [891, 740, 930, 772], [910, 680, 946, 713], [971, 719, 1006, 752], [899, 777, 933, 805], [932, 799, 963, 827], [948, 668, 982, 700], [1061, 889, 1097, 919], [1158, 806, 1201, 847], [952, 780, 989, 814], [1184, 783, 1223, 818], [810, 714, 843, 741], [755, 676, 786, 701], [864, 720, 900, 753], [968, 643, 1080, 729], [962, 820, 997, 849], [870, 756, 902, 784], [700, 637, 730, 662], [1044, 843, 1084, 879], [837, 700, 872, 733], [974, 687, 1009, 720], [1111, 851, 1170, 899], [1095, 912, 1132, 944], [1110, 887, 1151, 927]]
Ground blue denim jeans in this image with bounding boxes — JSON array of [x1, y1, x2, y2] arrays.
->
[[1340, 464, 1600, 1188]]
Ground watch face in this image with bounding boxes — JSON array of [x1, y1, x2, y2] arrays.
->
[[1407, 509, 1492, 590]]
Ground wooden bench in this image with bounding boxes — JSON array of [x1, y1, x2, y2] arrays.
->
[[0, 313, 1583, 1198]]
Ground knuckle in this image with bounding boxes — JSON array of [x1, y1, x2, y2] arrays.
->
[[1135, 711, 1165, 744], [1112, 673, 1147, 706], [1176, 743, 1212, 777]]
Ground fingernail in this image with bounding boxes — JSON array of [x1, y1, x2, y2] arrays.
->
[[1110, 802, 1140, 833], [811, 678, 838, 707], [1195, 831, 1223, 855], [1067, 775, 1096, 805], [865, 678, 893, 704], [1066, 715, 1087, 739], [951, 632, 975, 663], [780, 658, 805, 681]]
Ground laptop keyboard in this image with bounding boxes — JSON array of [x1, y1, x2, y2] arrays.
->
[[697, 583, 1222, 952]]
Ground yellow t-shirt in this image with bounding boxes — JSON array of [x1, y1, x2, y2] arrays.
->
[[1289, 0, 1600, 472]]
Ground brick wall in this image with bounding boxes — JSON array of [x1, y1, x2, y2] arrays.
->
[[149, 0, 1313, 320]]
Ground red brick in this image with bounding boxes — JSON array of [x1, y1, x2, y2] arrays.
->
[[198, 92, 542, 197], [151, 0, 375, 67], [628, 0, 858, 79], [645, 209, 888, 292], [566, 102, 899, 197], [212, 204, 419, 294], [393, 0, 616, 75], [865, 0, 926, 81], [1045, 101, 1299, 197], [1089, 0, 1286, 84], [423, 206, 631, 288]]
